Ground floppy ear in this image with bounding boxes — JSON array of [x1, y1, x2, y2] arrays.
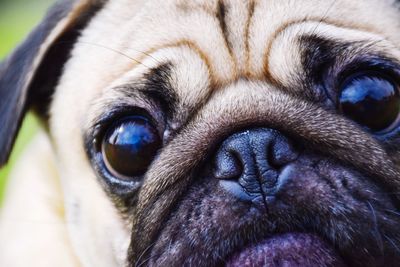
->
[[0, 0, 105, 166]]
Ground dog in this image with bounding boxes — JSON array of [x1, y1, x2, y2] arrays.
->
[[1, 0, 400, 266]]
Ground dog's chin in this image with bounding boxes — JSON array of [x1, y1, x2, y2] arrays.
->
[[140, 152, 400, 267], [225, 233, 345, 267]]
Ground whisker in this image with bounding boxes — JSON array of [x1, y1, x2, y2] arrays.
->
[[135, 240, 158, 267], [74, 41, 151, 68], [367, 201, 384, 255], [114, 45, 162, 64], [137, 251, 163, 267], [49, 40, 155, 68], [371, 192, 400, 196], [310, 0, 337, 37], [384, 209, 400, 217], [136, 238, 175, 267], [385, 235, 400, 254]]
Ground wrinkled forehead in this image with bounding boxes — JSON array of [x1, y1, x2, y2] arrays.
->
[[63, 0, 400, 83], [108, 0, 399, 70], [51, 0, 400, 124]]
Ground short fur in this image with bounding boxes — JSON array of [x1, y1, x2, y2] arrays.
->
[[0, 0, 400, 266]]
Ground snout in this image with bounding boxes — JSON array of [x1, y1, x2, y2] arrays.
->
[[127, 84, 400, 267], [211, 129, 347, 267], [214, 128, 299, 203], [132, 124, 400, 267]]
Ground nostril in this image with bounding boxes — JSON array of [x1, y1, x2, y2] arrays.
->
[[214, 149, 243, 180], [214, 129, 300, 180], [213, 128, 300, 202], [269, 135, 299, 169]]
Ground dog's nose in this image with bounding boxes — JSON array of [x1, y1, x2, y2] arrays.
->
[[213, 128, 299, 201]]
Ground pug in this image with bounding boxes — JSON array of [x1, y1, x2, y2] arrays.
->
[[1, 0, 400, 266]]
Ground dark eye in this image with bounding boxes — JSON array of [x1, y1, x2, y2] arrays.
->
[[101, 116, 161, 178], [339, 72, 400, 133]]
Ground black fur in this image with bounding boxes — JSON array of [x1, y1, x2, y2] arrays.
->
[[0, 0, 105, 166]]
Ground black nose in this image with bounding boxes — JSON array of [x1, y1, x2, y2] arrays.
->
[[213, 128, 299, 201]]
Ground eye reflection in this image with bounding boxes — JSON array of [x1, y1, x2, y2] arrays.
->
[[339, 73, 400, 133], [101, 116, 161, 178]]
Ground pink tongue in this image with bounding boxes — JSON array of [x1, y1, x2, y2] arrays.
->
[[225, 233, 347, 267]]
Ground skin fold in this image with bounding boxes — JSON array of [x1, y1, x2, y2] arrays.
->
[[0, 0, 400, 266]]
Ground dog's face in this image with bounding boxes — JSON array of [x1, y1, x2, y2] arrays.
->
[[1, 0, 400, 266]]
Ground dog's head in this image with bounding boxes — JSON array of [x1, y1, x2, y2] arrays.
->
[[1, 0, 400, 266]]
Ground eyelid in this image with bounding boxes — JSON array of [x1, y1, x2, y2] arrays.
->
[[90, 101, 166, 146], [84, 105, 166, 197], [336, 60, 400, 89]]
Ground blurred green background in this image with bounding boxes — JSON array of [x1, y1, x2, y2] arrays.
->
[[0, 0, 54, 205]]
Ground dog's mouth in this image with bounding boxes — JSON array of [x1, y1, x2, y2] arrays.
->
[[225, 233, 345, 267], [135, 154, 400, 267]]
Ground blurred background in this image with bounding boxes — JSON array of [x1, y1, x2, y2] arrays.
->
[[0, 0, 54, 205]]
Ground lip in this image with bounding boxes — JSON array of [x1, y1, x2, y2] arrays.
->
[[136, 155, 400, 267], [225, 233, 347, 267]]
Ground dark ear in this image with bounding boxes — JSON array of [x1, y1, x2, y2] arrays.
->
[[0, 0, 105, 166]]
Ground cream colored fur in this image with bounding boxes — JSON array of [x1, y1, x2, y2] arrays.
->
[[0, 131, 80, 266], [1, 0, 399, 266]]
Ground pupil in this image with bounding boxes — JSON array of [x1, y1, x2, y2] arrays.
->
[[102, 116, 161, 177], [339, 75, 400, 132]]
